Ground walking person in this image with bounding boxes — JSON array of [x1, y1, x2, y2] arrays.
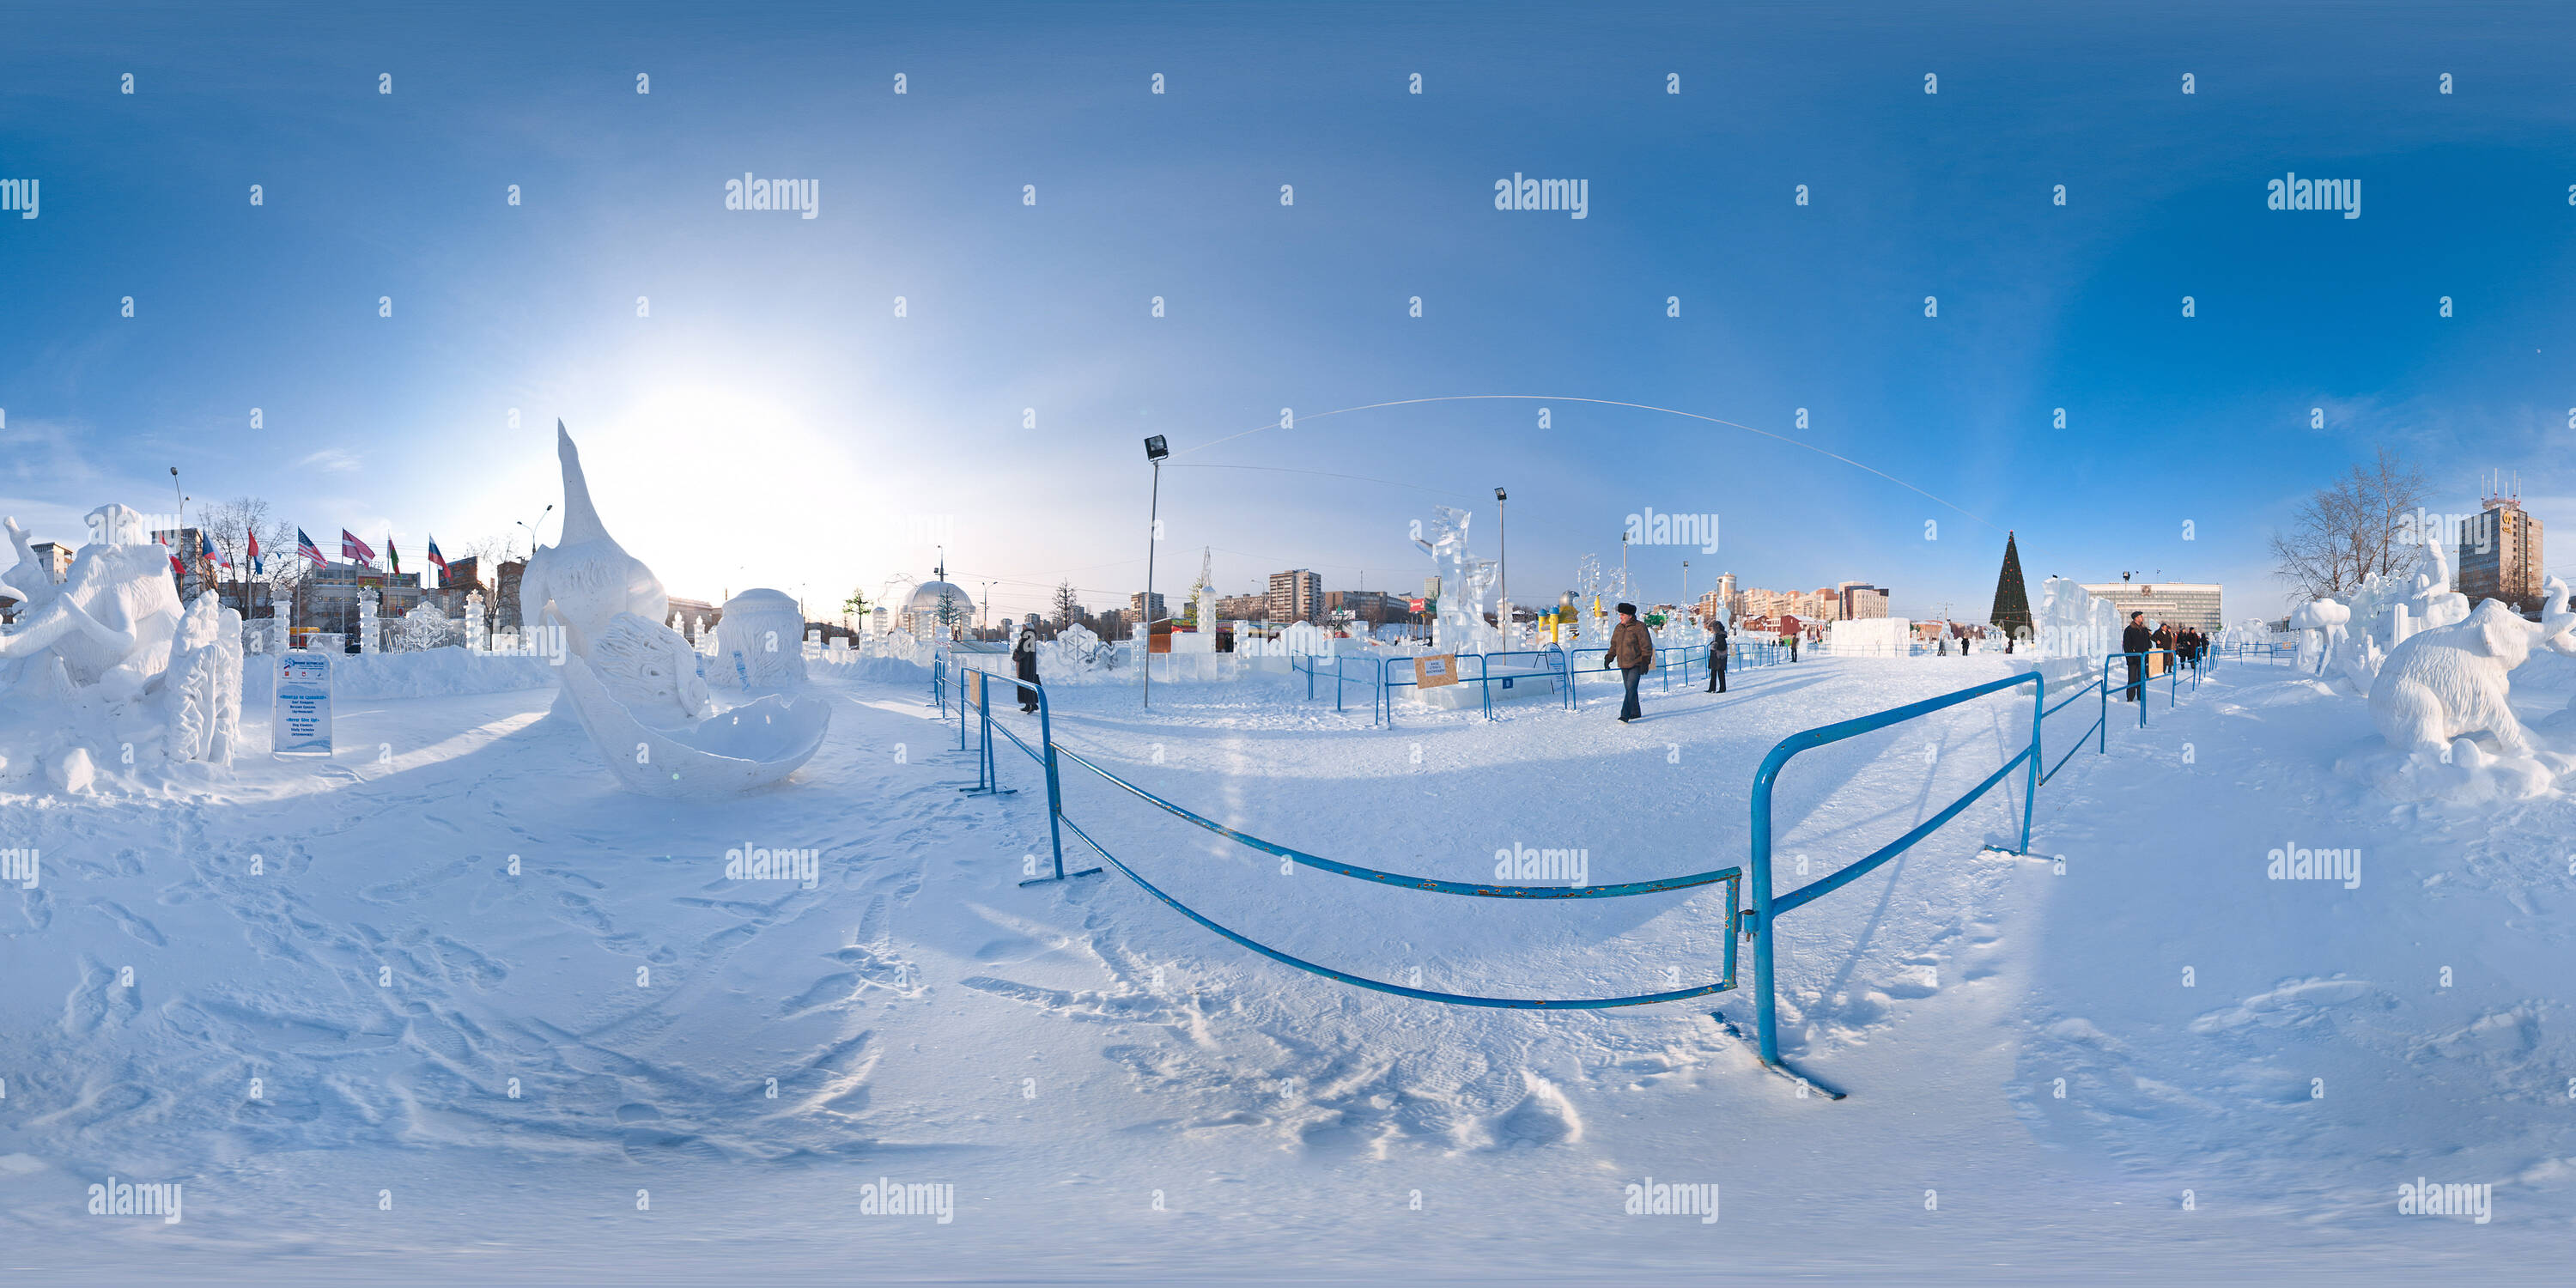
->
[[1012, 622, 1042, 713], [1705, 613, 1729, 694], [2122, 611, 2152, 702], [1607, 602, 1653, 722]]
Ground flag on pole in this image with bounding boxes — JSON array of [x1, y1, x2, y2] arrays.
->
[[426, 536, 449, 584], [297, 528, 327, 565], [387, 537, 401, 576], [247, 527, 263, 574], [341, 530, 375, 566], [161, 533, 182, 576]]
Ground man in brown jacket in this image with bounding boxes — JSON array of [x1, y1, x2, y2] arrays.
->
[[1607, 602, 1653, 722]]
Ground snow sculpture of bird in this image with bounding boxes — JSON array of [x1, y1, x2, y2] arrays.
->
[[520, 421, 669, 659]]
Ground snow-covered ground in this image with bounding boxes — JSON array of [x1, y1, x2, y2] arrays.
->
[[3, 651, 2571, 1284]]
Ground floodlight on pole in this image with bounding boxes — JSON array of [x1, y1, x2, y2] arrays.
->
[[1142, 436, 1169, 709]]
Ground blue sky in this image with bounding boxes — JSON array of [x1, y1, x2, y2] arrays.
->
[[4, 1, 2573, 623]]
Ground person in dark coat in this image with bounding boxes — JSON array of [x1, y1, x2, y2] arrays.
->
[[1705, 614, 1729, 694], [1011, 623, 1042, 712], [1607, 603, 1654, 722], [2121, 611, 2153, 702]]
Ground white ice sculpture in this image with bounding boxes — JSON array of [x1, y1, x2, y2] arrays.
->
[[526, 422, 829, 797], [0, 507, 184, 688], [559, 646, 829, 798], [465, 592, 489, 651], [163, 590, 245, 767], [2360, 583, 2576, 802], [520, 421, 670, 659], [715, 588, 807, 687], [581, 611, 714, 721], [2288, 598, 2348, 675], [2032, 576, 2117, 660], [0, 506, 230, 789], [1278, 620, 1332, 657], [1413, 505, 1500, 654], [393, 601, 457, 651]]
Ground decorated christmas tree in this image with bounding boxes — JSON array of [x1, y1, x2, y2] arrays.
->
[[1990, 530, 2034, 645]]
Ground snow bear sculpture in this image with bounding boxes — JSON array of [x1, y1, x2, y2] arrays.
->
[[2369, 589, 2576, 758]]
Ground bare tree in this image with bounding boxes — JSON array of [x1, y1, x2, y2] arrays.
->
[[196, 495, 272, 577], [2267, 446, 2430, 601], [1052, 580, 1082, 628]]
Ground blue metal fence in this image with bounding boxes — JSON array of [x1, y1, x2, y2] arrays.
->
[[927, 644, 2202, 1096], [1741, 671, 2044, 1097], [945, 662, 1103, 886], [1291, 635, 1803, 726]]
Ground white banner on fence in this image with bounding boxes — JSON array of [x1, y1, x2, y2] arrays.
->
[[273, 652, 335, 756]]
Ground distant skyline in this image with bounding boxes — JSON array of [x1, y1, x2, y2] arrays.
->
[[6, 2, 2574, 625]]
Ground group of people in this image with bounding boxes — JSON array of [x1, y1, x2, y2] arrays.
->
[[2117, 611, 2209, 701], [1603, 602, 1734, 724]]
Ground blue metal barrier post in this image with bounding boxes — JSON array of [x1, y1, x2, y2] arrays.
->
[[1020, 679, 1103, 886], [1745, 671, 2044, 1097]]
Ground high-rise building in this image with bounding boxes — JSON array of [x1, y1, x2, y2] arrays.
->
[[2077, 580, 2224, 633], [1129, 590, 1168, 626], [1216, 592, 1268, 621], [27, 541, 74, 584], [1325, 589, 1395, 623], [1267, 569, 1322, 624], [497, 559, 527, 629], [1839, 582, 1891, 620], [2458, 493, 2544, 615]]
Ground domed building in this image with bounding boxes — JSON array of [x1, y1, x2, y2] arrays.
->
[[901, 580, 972, 637]]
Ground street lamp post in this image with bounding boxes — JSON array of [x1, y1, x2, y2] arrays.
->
[[515, 503, 555, 557], [1494, 486, 1508, 643], [1142, 435, 1169, 709]]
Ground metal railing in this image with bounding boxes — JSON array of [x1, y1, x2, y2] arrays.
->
[[1291, 635, 1806, 725], [921, 644, 2208, 1097], [945, 663, 1103, 886], [1741, 671, 2044, 1097]]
